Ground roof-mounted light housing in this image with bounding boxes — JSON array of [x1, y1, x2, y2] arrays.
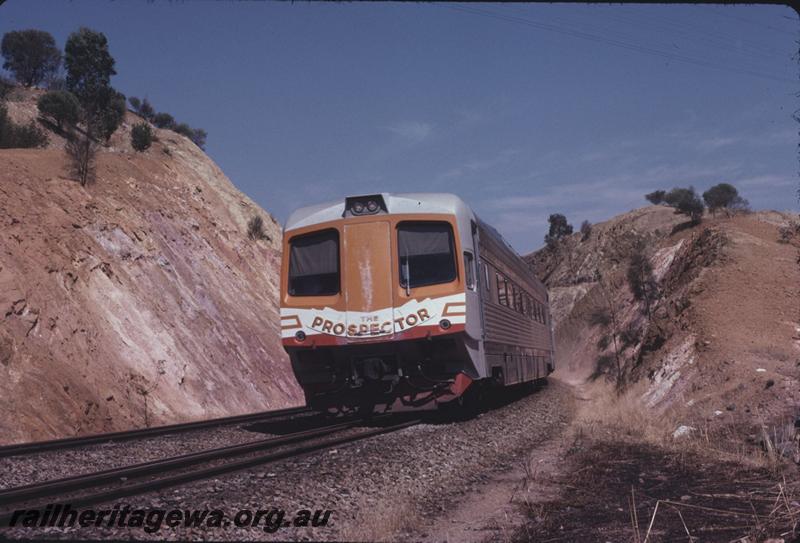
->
[[345, 194, 387, 217]]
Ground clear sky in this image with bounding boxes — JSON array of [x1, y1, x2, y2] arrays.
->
[[1, 1, 797, 253]]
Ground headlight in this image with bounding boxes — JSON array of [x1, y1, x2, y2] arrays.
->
[[366, 200, 379, 213], [352, 201, 365, 214]]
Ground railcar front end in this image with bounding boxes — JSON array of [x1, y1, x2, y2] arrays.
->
[[280, 194, 480, 413]]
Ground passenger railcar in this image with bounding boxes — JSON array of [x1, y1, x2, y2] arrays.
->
[[280, 193, 555, 413]]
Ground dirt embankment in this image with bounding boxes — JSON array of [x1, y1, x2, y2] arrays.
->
[[0, 87, 301, 445], [508, 206, 800, 541], [528, 206, 800, 434]]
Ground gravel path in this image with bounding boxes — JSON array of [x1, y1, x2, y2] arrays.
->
[[2, 380, 575, 541]]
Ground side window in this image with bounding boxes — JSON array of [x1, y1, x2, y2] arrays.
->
[[483, 261, 490, 292], [496, 273, 508, 306], [464, 252, 476, 290]]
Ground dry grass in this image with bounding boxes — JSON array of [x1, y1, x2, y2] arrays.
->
[[572, 380, 797, 471], [337, 495, 417, 542]]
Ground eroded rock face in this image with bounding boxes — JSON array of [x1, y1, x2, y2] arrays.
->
[[0, 91, 301, 444], [527, 205, 800, 427]]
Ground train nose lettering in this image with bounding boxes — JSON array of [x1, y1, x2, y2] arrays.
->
[[308, 308, 431, 336]]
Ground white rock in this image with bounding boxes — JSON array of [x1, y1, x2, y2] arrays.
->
[[756, 368, 767, 373], [673, 425, 696, 439], [714, 410, 723, 416]]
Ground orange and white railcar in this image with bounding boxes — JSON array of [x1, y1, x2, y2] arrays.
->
[[280, 193, 555, 412]]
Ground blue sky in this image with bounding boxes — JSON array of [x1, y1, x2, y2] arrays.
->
[[1, 2, 797, 252]]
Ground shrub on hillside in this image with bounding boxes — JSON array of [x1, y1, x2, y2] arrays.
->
[[627, 239, 658, 319], [152, 112, 175, 129], [247, 215, 270, 241], [0, 102, 48, 148], [645, 190, 666, 205], [131, 122, 153, 152], [129, 96, 155, 121], [65, 131, 97, 186], [544, 213, 573, 248], [37, 90, 80, 131], [174, 122, 207, 149], [702, 183, 750, 216], [664, 186, 704, 224], [580, 220, 592, 241], [87, 86, 126, 142], [1, 29, 61, 87]]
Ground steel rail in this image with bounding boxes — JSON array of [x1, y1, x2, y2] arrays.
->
[[0, 417, 361, 507], [0, 418, 419, 527], [0, 406, 310, 458]]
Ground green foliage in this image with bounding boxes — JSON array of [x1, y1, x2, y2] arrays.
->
[[138, 98, 155, 121], [645, 190, 666, 205], [36, 90, 80, 130], [174, 122, 207, 149], [664, 186, 704, 223], [544, 213, 573, 248], [702, 183, 749, 215], [86, 86, 126, 142], [0, 102, 49, 148], [130, 121, 153, 152], [702, 183, 737, 211], [626, 239, 657, 303], [1, 29, 61, 87], [152, 112, 175, 129], [64, 27, 116, 106]]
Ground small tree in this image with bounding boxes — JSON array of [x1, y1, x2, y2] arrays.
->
[[189, 127, 207, 149], [152, 112, 175, 129], [37, 90, 80, 131], [626, 238, 658, 319], [664, 186, 704, 224], [1, 29, 61, 87], [247, 215, 269, 241], [544, 213, 573, 248], [702, 183, 737, 215], [138, 98, 155, 121], [645, 190, 666, 205], [580, 220, 592, 241], [128, 96, 141, 111], [593, 268, 624, 389], [87, 86, 126, 142], [64, 27, 116, 106], [173, 122, 207, 149], [131, 122, 153, 152], [65, 131, 97, 186]]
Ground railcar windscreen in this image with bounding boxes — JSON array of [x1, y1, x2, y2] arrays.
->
[[398, 221, 457, 289], [288, 229, 340, 296]]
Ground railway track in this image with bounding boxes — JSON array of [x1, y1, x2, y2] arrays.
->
[[0, 416, 420, 527], [0, 406, 311, 458]]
